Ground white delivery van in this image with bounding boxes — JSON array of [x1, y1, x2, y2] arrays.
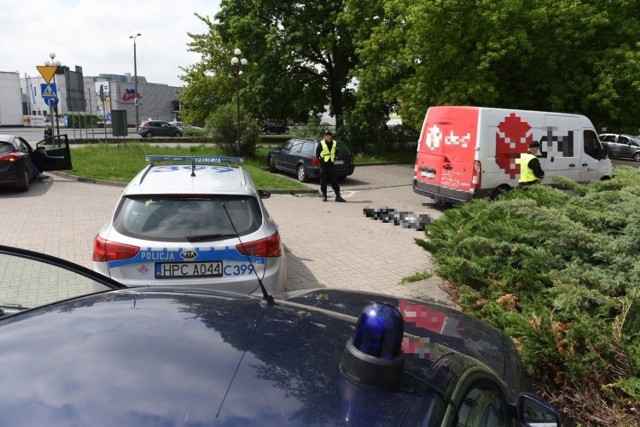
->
[[413, 106, 612, 204]]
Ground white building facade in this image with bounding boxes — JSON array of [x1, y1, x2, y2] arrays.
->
[[0, 72, 27, 126], [14, 71, 182, 127]]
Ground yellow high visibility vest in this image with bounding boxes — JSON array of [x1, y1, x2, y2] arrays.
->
[[519, 152, 538, 183], [320, 140, 337, 162]]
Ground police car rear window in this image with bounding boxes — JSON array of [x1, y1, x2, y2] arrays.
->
[[113, 195, 262, 242]]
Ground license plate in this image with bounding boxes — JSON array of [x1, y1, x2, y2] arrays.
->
[[155, 261, 223, 279], [421, 171, 436, 179], [334, 160, 344, 165]]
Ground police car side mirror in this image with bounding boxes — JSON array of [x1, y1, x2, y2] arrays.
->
[[258, 190, 271, 199], [516, 393, 561, 426]]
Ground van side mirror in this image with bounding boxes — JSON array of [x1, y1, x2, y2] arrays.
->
[[516, 393, 561, 426]]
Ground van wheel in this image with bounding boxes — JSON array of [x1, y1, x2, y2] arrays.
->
[[634, 152, 640, 162], [490, 187, 510, 201], [297, 165, 307, 182]]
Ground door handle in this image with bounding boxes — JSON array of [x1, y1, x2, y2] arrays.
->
[[568, 164, 576, 167], [582, 163, 588, 167], [443, 163, 453, 170]]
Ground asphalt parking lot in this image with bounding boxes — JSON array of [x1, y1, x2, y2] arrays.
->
[[0, 163, 453, 306]]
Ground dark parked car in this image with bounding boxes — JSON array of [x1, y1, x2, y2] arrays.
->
[[0, 134, 72, 192], [0, 244, 561, 426], [599, 133, 640, 161], [138, 120, 183, 138], [268, 138, 355, 182], [263, 121, 289, 134]]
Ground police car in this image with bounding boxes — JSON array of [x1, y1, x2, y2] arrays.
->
[[1, 245, 562, 426], [92, 156, 286, 294]]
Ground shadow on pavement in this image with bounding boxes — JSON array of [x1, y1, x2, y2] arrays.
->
[[0, 179, 55, 198], [282, 245, 325, 292]]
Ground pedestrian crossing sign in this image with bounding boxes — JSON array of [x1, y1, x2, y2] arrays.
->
[[41, 83, 57, 98], [41, 83, 58, 107]]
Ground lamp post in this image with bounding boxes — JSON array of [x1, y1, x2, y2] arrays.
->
[[45, 52, 62, 141], [231, 48, 247, 156], [129, 33, 142, 128]]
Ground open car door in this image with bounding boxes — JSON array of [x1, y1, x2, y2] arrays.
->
[[31, 134, 72, 171]]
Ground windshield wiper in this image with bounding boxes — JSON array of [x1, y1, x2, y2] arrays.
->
[[185, 233, 237, 242]]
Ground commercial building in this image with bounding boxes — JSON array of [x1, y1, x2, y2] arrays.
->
[[0, 72, 26, 126], [11, 69, 182, 128]]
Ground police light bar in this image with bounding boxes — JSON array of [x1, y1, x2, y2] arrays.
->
[[145, 155, 244, 164]]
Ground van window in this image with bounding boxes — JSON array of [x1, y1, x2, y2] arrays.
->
[[584, 130, 600, 159]]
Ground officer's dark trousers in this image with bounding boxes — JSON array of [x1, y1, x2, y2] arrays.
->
[[320, 161, 340, 197]]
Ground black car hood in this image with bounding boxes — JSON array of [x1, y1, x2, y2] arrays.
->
[[0, 288, 523, 426]]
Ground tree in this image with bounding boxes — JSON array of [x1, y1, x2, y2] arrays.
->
[[215, 0, 361, 128], [355, 0, 640, 132], [179, 14, 236, 126]]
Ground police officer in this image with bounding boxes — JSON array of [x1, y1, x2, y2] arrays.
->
[[316, 130, 346, 202], [519, 141, 545, 186]]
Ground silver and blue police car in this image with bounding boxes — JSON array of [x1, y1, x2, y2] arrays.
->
[[92, 156, 286, 295]]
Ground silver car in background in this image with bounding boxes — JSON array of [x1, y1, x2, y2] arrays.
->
[[599, 133, 640, 161]]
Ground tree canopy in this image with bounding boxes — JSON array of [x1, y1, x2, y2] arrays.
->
[[182, 0, 640, 144]]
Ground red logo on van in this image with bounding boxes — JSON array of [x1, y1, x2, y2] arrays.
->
[[496, 113, 533, 178]]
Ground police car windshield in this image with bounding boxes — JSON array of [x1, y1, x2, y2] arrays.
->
[[113, 195, 262, 242]]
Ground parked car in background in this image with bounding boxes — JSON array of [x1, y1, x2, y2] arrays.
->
[[170, 121, 204, 131], [138, 120, 183, 137], [0, 134, 72, 192], [1, 244, 562, 426], [263, 121, 289, 134], [267, 138, 355, 182], [599, 133, 640, 161], [93, 155, 286, 295]]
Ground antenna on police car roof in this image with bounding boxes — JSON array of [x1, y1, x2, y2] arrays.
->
[[221, 203, 275, 306]]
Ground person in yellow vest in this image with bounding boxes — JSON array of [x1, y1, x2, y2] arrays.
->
[[518, 141, 545, 187], [315, 130, 346, 202]]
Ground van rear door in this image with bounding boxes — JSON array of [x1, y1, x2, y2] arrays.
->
[[414, 107, 478, 203]]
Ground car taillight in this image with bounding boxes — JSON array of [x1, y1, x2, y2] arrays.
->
[[311, 157, 320, 167], [92, 235, 140, 262], [471, 160, 482, 189], [350, 155, 355, 165], [0, 153, 20, 162], [236, 231, 282, 257]]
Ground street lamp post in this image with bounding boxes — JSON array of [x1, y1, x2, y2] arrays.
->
[[231, 48, 247, 156], [129, 33, 142, 128], [45, 52, 62, 141]]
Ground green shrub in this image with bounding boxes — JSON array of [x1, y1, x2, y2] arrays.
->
[[419, 168, 640, 425]]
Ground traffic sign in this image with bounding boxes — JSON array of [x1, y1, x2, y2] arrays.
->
[[41, 83, 58, 107], [41, 83, 57, 98], [45, 97, 58, 107], [36, 65, 57, 84]]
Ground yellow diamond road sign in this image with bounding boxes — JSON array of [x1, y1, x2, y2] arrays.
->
[[36, 66, 57, 84]]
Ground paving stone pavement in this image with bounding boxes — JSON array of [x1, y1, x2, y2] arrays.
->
[[0, 165, 454, 307]]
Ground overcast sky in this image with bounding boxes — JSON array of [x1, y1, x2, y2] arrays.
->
[[1, 0, 220, 87]]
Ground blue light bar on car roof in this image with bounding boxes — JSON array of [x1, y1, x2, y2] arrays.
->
[[144, 155, 244, 164]]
